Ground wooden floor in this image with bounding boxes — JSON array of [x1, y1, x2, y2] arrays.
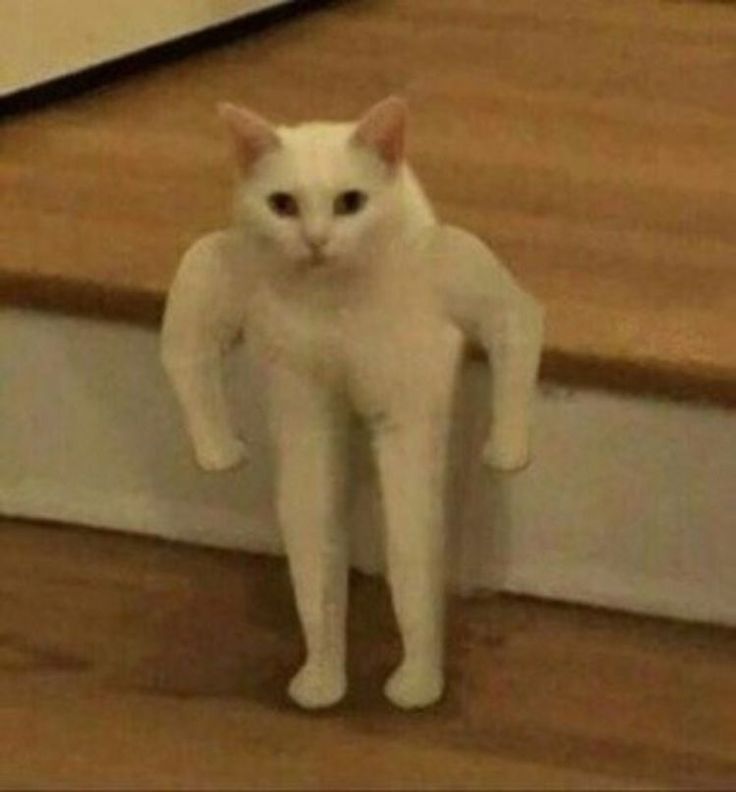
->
[[0, 517, 734, 789], [2, 0, 736, 403]]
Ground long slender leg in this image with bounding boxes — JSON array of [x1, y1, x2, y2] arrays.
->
[[269, 368, 349, 709], [371, 346, 458, 709], [373, 418, 449, 708]]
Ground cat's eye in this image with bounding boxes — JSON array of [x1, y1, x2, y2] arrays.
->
[[334, 190, 368, 216], [268, 192, 299, 218]]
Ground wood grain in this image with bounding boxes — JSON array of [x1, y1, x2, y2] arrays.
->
[[1, 0, 736, 403], [0, 517, 735, 789]]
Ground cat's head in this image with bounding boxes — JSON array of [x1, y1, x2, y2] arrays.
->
[[219, 97, 408, 272]]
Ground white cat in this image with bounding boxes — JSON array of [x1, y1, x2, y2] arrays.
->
[[161, 97, 544, 710]]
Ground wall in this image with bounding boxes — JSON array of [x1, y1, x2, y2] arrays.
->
[[0, 0, 287, 95], [1, 308, 735, 626]]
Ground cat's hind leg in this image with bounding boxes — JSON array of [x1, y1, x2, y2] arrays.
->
[[370, 342, 459, 709], [269, 367, 349, 709]]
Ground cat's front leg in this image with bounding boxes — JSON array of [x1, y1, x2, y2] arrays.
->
[[162, 355, 248, 472], [431, 226, 544, 472], [269, 367, 349, 709], [161, 232, 248, 472], [162, 354, 248, 472], [482, 296, 544, 472]]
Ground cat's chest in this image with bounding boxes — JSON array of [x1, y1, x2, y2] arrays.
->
[[246, 287, 347, 380], [245, 283, 461, 401]]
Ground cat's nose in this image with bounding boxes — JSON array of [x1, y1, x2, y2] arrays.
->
[[305, 233, 328, 252], [303, 221, 329, 251]]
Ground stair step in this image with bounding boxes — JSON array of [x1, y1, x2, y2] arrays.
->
[[2, 0, 736, 406]]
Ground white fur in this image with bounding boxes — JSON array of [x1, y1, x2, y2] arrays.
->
[[161, 105, 543, 710]]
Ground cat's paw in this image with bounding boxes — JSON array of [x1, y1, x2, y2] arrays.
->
[[288, 662, 346, 710], [195, 437, 248, 472], [482, 439, 530, 473], [384, 662, 444, 710]]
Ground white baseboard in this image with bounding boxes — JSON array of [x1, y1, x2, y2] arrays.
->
[[2, 308, 735, 625], [1, 0, 292, 96]]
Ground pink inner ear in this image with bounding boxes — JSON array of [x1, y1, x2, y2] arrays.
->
[[352, 96, 407, 167], [218, 102, 280, 171]]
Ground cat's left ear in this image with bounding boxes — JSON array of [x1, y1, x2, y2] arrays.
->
[[218, 102, 280, 172], [351, 96, 407, 168]]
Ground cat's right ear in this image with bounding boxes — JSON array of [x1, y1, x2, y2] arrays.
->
[[218, 102, 280, 172]]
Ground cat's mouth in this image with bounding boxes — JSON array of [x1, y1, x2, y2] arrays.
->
[[303, 250, 331, 271], [295, 248, 351, 276]]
